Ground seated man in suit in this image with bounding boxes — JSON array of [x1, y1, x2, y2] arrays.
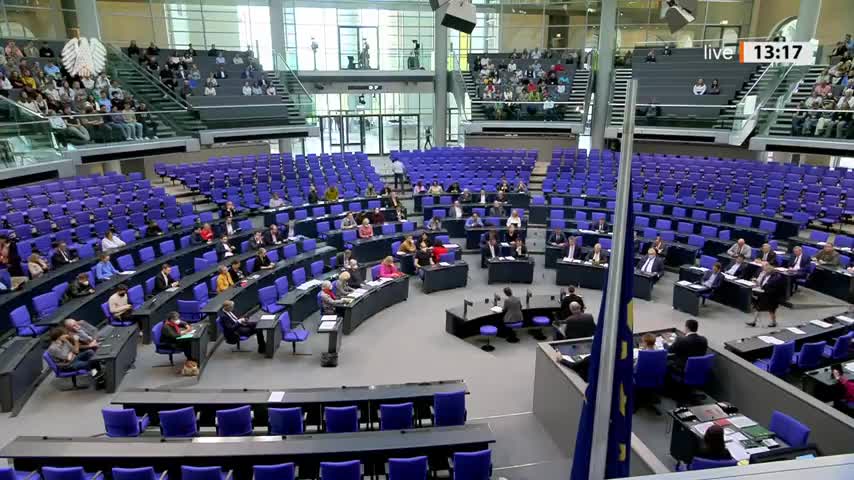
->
[[449, 200, 465, 219], [786, 246, 812, 290], [336, 249, 355, 269], [488, 200, 505, 218], [756, 243, 777, 264], [726, 238, 752, 259], [264, 224, 284, 246], [553, 301, 595, 340], [547, 228, 566, 248], [723, 254, 748, 279], [667, 319, 708, 373], [587, 243, 608, 265], [229, 260, 247, 284], [465, 212, 484, 228], [512, 238, 528, 258], [220, 217, 239, 237], [345, 259, 364, 288], [51, 241, 78, 267], [249, 231, 266, 250], [219, 300, 266, 353], [501, 287, 523, 340], [594, 217, 609, 233], [563, 236, 582, 261], [697, 262, 723, 304], [155, 263, 180, 293], [637, 248, 664, 281], [215, 235, 236, 259], [481, 237, 500, 268], [814, 243, 841, 266]]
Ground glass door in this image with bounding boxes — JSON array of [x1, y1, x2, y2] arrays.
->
[[400, 114, 421, 151], [382, 115, 401, 154], [338, 26, 379, 70]]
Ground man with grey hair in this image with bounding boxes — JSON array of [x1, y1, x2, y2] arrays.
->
[[553, 301, 596, 340], [320, 280, 345, 315], [62, 318, 100, 350]]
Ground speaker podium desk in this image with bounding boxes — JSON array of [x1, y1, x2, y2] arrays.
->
[[445, 294, 562, 341], [421, 261, 469, 293]]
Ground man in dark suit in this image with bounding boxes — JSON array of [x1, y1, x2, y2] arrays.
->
[[481, 237, 500, 268], [190, 226, 205, 245], [51, 241, 78, 266], [336, 249, 355, 269], [512, 238, 528, 258], [219, 300, 266, 353], [345, 259, 364, 288], [786, 246, 811, 291], [488, 201, 505, 218], [154, 263, 179, 293], [757, 243, 777, 265], [698, 262, 723, 304], [563, 236, 582, 260], [547, 228, 566, 247], [249, 231, 266, 250], [501, 287, 523, 340], [668, 319, 708, 372], [594, 217, 609, 233], [723, 254, 748, 279], [228, 260, 247, 284], [553, 301, 595, 340], [559, 286, 585, 317], [215, 235, 235, 259], [636, 248, 664, 282], [264, 224, 284, 245]]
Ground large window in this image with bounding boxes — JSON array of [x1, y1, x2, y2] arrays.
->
[[0, 0, 77, 39], [97, 0, 273, 68]]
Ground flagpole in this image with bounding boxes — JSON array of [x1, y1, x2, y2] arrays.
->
[[587, 79, 638, 480]]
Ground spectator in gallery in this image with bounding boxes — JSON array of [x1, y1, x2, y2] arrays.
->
[[692, 78, 707, 95], [708, 79, 721, 95], [644, 49, 656, 63], [242, 81, 252, 96]]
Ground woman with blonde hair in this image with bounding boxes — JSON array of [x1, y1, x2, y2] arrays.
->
[[378, 256, 403, 278]]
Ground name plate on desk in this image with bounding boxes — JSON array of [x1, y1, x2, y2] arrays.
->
[[836, 315, 854, 325], [260, 315, 277, 321], [267, 391, 285, 402], [809, 319, 832, 328], [166, 287, 180, 292], [757, 336, 784, 345]]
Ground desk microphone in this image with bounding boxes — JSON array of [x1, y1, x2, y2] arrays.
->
[[493, 293, 500, 306], [525, 289, 532, 307], [559, 288, 566, 301], [463, 299, 473, 319]]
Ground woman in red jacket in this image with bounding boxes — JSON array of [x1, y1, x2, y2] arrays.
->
[[431, 238, 448, 263]]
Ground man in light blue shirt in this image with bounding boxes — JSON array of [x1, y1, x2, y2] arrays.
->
[[43, 61, 60, 79], [465, 212, 484, 228], [95, 253, 119, 281]]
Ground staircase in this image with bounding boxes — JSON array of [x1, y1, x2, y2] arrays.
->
[[715, 64, 768, 129], [265, 70, 309, 125], [461, 72, 490, 121], [609, 68, 633, 126], [562, 69, 591, 123], [106, 48, 206, 136], [766, 65, 828, 136]]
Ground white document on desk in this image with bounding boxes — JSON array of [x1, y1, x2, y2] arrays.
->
[[728, 415, 758, 428], [120, 271, 136, 275], [758, 335, 784, 345], [297, 279, 321, 290], [692, 266, 709, 272], [350, 289, 368, 297], [267, 391, 285, 402], [320, 315, 338, 322], [500, 242, 511, 247], [490, 306, 503, 313], [726, 442, 750, 461], [786, 327, 806, 334], [318, 321, 338, 332], [676, 280, 692, 286], [688, 284, 706, 290], [439, 262, 451, 266], [725, 431, 748, 442], [165, 287, 180, 292], [736, 279, 755, 287], [692, 421, 715, 436], [260, 315, 277, 321], [836, 315, 854, 324], [810, 319, 832, 328], [444, 244, 459, 249]]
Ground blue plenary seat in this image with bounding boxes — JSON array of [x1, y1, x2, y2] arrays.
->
[[753, 341, 795, 377], [433, 390, 466, 426], [769, 410, 811, 447], [42, 468, 101, 480], [102, 407, 150, 437], [158, 406, 199, 437], [111, 468, 167, 480]]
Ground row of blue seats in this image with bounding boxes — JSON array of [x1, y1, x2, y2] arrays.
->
[[753, 332, 854, 377]]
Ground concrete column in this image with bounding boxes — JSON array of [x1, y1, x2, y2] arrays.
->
[[269, 0, 286, 58], [433, 12, 448, 148], [277, 138, 291, 153], [793, 0, 821, 42], [74, 0, 101, 38], [589, 0, 617, 150]]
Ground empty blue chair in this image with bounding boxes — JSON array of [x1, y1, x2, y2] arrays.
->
[[159, 240, 176, 256], [379, 402, 414, 430], [253, 464, 294, 480], [259, 286, 284, 313], [433, 390, 466, 426], [302, 238, 317, 250], [452, 449, 492, 479], [194, 257, 209, 272], [268, 407, 304, 435], [310, 260, 324, 278], [388, 456, 428, 480], [42, 467, 100, 480], [753, 341, 795, 377], [280, 312, 309, 354], [215, 405, 253, 436], [192, 283, 209, 306], [792, 341, 827, 370], [275, 276, 289, 297], [823, 332, 853, 361], [32, 292, 59, 319], [111, 467, 166, 480], [11, 306, 47, 337], [102, 407, 150, 437], [159, 406, 198, 437], [138, 246, 156, 264], [325, 405, 359, 433], [769, 410, 811, 447], [688, 458, 738, 470], [319, 461, 360, 480], [127, 285, 145, 310], [291, 267, 306, 285], [634, 350, 668, 413], [179, 467, 227, 480]]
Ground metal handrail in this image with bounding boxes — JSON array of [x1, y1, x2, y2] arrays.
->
[[273, 51, 313, 107], [450, 50, 471, 122], [0, 94, 47, 120], [105, 44, 192, 110]]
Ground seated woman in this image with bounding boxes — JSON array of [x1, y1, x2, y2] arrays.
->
[[515, 180, 527, 193], [253, 248, 274, 271], [418, 232, 431, 250], [268, 192, 286, 208], [341, 212, 358, 229], [447, 182, 461, 194], [324, 185, 340, 202], [397, 235, 417, 255], [145, 220, 163, 237], [506, 209, 523, 228], [216, 265, 234, 293], [506, 224, 520, 244], [638, 333, 657, 351], [101, 230, 127, 250], [358, 218, 374, 239], [692, 78, 707, 95], [696, 424, 733, 461], [414, 243, 434, 275], [412, 181, 427, 195], [708, 78, 721, 95], [431, 239, 448, 263], [425, 216, 442, 231], [27, 252, 49, 279], [428, 181, 443, 195], [335, 272, 354, 297], [159, 311, 197, 365], [199, 223, 215, 243], [378, 256, 403, 278]]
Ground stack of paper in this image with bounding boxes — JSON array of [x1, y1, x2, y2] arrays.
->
[[320, 315, 338, 322], [688, 283, 706, 290], [786, 327, 806, 334], [297, 279, 321, 290], [365, 281, 382, 287], [500, 242, 511, 247], [120, 271, 136, 275], [836, 315, 854, 324], [728, 416, 758, 428], [350, 288, 368, 297], [758, 336, 784, 345], [165, 287, 180, 292], [692, 421, 715, 436], [722, 274, 736, 281], [379, 277, 393, 283], [736, 279, 755, 287], [502, 256, 515, 261], [810, 319, 832, 328], [439, 262, 451, 266], [489, 305, 503, 313], [692, 266, 710, 272], [676, 280, 692, 286], [444, 244, 459, 249], [250, 274, 261, 280], [318, 320, 338, 332], [260, 314, 277, 321]]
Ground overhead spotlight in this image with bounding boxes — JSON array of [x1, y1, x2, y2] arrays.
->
[[431, 0, 477, 34]]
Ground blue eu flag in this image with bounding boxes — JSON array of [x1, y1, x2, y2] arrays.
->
[[570, 186, 635, 479]]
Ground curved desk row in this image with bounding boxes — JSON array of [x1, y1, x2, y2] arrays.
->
[[131, 237, 319, 344], [422, 202, 530, 222], [555, 259, 660, 301], [333, 228, 448, 263], [414, 191, 531, 211], [0, 217, 239, 333], [446, 294, 562, 340], [724, 312, 852, 361], [336, 276, 410, 334], [260, 197, 389, 227], [32, 228, 261, 342], [464, 227, 528, 250], [289, 208, 398, 238], [807, 265, 854, 302], [0, 425, 495, 480], [112, 380, 468, 429]]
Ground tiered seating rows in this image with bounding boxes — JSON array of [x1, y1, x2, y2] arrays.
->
[[394, 147, 537, 189]]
